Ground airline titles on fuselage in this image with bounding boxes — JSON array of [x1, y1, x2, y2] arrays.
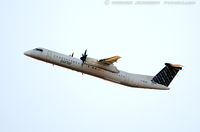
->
[[60, 58, 72, 65]]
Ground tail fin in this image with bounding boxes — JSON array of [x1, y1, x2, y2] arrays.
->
[[152, 63, 182, 87]]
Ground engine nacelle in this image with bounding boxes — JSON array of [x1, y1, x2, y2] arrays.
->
[[85, 57, 119, 73]]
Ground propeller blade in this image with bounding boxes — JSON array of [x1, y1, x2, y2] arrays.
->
[[80, 49, 88, 66]]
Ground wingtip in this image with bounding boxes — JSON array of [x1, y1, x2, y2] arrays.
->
[[115, 56, 121, 59]]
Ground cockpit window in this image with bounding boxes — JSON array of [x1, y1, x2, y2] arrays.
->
[[34, 48, 43, 52]]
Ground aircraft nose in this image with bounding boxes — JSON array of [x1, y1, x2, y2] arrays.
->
[[24, 50, 32, 57]]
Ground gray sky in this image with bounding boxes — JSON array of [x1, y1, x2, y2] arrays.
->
[[0, 0, 200, 132]]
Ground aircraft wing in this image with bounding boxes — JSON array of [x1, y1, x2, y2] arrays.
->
[[99, 56, 121, 65]]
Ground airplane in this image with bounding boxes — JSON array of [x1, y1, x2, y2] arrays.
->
[[24, 48, 183, 90]]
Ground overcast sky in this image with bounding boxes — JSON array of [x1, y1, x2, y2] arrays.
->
[[0, 0, 200, 132]]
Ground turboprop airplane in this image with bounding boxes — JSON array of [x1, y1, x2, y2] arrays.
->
[[24, 48, 182, 90]]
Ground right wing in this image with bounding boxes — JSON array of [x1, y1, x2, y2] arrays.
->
[[98, 56, 121, 65]]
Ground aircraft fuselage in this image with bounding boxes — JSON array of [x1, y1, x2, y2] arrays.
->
[[24, 48, 169, 90]]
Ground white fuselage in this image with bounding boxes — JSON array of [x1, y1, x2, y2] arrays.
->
[[24, 48, 169, 90]]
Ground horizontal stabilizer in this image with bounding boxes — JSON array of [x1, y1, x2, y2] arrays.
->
[[166, 63, 183, 69]]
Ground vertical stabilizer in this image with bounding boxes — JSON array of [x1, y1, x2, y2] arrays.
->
[[152, 63, 182, 87]]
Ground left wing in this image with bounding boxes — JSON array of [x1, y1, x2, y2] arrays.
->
[[99, 56, 121, 65]]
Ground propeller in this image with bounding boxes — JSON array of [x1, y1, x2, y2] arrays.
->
[[80, 49, 87, 65]]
